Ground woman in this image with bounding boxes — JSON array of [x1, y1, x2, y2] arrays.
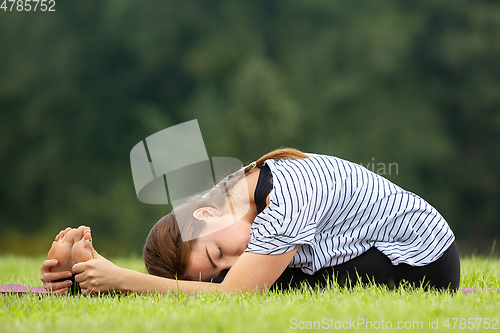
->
[[41, 148, 460, 295]]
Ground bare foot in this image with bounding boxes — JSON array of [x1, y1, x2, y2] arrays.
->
[[54, 227, 71, 242], [47, 225, 94, 273], [47, 227, 78, 273], [72, 227, 94, 263]]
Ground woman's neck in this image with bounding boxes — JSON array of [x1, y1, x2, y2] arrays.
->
[[229, 168, 260, 222]]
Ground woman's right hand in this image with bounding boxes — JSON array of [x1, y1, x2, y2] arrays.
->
[[40, 259, 74, 295]]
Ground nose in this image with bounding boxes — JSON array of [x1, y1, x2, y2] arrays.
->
[[220, 254, 239, 271]]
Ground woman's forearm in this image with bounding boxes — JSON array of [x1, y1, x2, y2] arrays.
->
[[73, 256, 237, 295], [74, 248, 296, 295], [117, 268, 224, 295], [119, 250, 299, 295]]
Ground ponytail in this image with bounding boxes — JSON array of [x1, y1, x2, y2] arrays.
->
[[244, 147, 308, 174]]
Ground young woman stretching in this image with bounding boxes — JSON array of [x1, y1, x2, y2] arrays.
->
[[40, 148, 460, 295]]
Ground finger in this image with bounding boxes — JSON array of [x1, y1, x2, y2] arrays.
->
[[78, 280, 96, 295], [72, 261, 88, 275], [40, 259, 59, 272], [78, 280, 89, 291], [73, 270, 89, 283], [45, 279, 73, 293], [83, 286, 99, 296], [48, 286, 69, 296], [56, 287, 69, 295], [41, 270, 73, 283], [40, 260, 72, 277]]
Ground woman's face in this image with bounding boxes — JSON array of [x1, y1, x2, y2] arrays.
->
[[185, 216, 251, 281]]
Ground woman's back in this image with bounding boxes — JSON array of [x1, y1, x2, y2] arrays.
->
[[246, 154, 455, 274]]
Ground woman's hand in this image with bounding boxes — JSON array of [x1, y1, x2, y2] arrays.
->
[[40, 259, 73, 295], [72, 256, 126, 295]]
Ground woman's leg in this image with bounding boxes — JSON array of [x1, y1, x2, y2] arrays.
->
[[272, 241, 460, 292]]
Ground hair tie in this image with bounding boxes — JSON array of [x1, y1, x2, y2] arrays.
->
[[249, 161, 257, 172]]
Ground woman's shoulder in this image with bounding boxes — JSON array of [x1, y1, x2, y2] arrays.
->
[[264, 153, 355, 181], [263, 152, 334, 168]]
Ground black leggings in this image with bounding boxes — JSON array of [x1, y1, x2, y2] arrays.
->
[[272, 241, 460, 292]]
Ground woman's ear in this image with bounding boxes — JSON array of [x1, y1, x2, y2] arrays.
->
[[193, 207, 215, 221]]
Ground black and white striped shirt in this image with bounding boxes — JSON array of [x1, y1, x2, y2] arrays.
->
[[245, 154, 455, 275]]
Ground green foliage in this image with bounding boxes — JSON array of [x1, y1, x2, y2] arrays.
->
[[0, 0, 499, 255]]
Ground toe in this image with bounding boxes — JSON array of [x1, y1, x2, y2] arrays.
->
[[72, 231, 95, 262], [64, 229, 77, 243], [56, 228, 70, 241], [59, 227, 72, 241], [72, 228, 84, 244], [83, 227, 92, 239], [83, 232, 91, 242], [86, 241, 97, 259], [83, 233, 97, 258]]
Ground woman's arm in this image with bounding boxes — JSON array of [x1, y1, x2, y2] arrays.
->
[[72, 247, 299, 295], [218, 248, 298, 293]]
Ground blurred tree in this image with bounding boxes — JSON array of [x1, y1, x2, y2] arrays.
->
[[0, 0, 498, 256]]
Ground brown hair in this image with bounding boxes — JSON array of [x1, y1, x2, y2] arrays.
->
[[142, 147, 308, 280]]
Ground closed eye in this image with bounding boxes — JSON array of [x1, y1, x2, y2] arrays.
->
[[205, 246, 217, 269], [218, 246, 223, 258]]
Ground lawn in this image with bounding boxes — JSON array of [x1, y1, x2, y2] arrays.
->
[[1, 255, 499, 332]]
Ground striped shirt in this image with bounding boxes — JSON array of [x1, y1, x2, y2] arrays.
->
[[244, 154, 455, 275]]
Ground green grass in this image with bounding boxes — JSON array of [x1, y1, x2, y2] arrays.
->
[[1, 256, 499, 332]]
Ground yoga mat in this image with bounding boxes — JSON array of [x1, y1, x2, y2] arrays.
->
[[1, 275, 81, 295], [0, 285, 48, 295]]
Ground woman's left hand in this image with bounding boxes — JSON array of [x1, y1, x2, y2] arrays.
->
[[72, 255, 126, 295]]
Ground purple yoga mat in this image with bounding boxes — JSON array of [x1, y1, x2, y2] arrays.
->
[[0, 284, 48, 295]]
